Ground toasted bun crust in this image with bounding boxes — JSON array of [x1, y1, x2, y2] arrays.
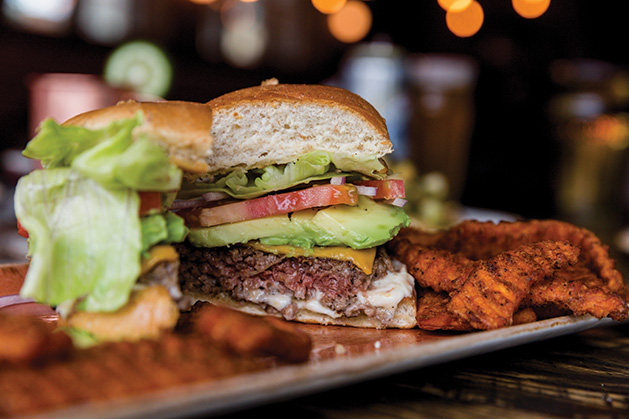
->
[[63, 100, 214, 174], [205, 81, 392, 174], [190, 293, 417, 329]]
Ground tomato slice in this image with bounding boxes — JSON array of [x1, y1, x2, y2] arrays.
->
[[17, 219, 28, 238], [191, 184, 358, 227], [138, 191, 162, 215], [353, 179, 405, 200]]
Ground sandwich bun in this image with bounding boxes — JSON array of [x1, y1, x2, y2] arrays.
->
[[63, 100, 214, 174], [206, 80, 392, 174], [188, 292, 417, 330]]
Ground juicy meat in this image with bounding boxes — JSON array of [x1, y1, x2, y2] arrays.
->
[[176, 243, 395, 317], [138, 260, 193, 310]]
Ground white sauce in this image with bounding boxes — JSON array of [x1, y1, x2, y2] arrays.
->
[[244, 260, 414, 317], [356, 260, 414, 310]]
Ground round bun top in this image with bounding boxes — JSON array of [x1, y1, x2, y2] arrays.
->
[[205, 81, 391, 174], [63, 100, 214, 174], [209, 82, 388, 136]]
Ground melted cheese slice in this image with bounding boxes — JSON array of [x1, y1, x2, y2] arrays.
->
[[141, 245, 179, 275], [248, 242, 377, 275]]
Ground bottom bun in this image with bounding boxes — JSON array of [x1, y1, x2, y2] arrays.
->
[[186, 290, 417, 330]]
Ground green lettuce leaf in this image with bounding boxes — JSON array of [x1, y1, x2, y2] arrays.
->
[[140, 212, 189, 256], [178, 151, 386, 200], [14, 168, 142, 313], [73, 134, 181, 191], [23, 116, 139, 168], [58, 327, 100, 348], [23, 116, 181, 191]]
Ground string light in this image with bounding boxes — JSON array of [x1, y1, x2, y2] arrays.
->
[[326, 0, 372, 43], [219, 0, 267, 68], [437, 0, 472, 11], [446, 0, 484, 38], [312, 0, 346, 14], [512, 0, 551, 19], [437, 0, 551, 37]]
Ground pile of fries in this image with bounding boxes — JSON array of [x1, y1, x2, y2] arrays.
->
[[388, 219, 629, 331]]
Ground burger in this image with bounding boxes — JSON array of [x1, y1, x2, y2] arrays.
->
[[174, 80, 417, 329], [14, 81, 417, 343], [14, 100, 214, 342]]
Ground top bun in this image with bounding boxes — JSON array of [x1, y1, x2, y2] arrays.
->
[[206, 80, 391, 174], [63, 100, 214, 174]]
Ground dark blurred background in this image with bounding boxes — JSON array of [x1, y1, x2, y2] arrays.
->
[[1, 0, 628, 230]]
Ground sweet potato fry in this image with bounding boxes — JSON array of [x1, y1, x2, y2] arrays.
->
[[193, 304, 312, 363], [388, 238, 474, 293], [409, 219, 625, 294], [415, 290, 472, 331], [524, 265, 629, 321], [389, 219, 629, 331], [0, 314, 73, 364], [511, 308, 538, 325], [447, 241, 580, 329]]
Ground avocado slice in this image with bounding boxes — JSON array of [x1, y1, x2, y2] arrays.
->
[[310, 196, 410, 249], [188, 209, 318, 248], [187, 196, 410, 249]]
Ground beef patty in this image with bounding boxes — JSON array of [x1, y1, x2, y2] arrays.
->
[[175, 242, 395, 319]]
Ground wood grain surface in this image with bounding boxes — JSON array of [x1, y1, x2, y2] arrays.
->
[[0, 263, 27, 295]]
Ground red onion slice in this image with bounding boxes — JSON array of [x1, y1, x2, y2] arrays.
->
[[0, 294, 34, 309], [330, 176, 346, 185], [389, 197, 408, 207], [355, 185, 377, 196], [202, 191, 230, 202], [170, 198, 205, 209]]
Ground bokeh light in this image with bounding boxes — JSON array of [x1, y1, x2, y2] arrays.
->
[[445, 0, 484, 38], [327, 0, 372, 44], [437, 0, 472, 11], [512, 0, 551, 19], [3, 0, 76, 34], [219, 0, 267, 68], [77, 0, 134, 45], [312, 0, 346, 14], [220, 0, 258, 31]]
